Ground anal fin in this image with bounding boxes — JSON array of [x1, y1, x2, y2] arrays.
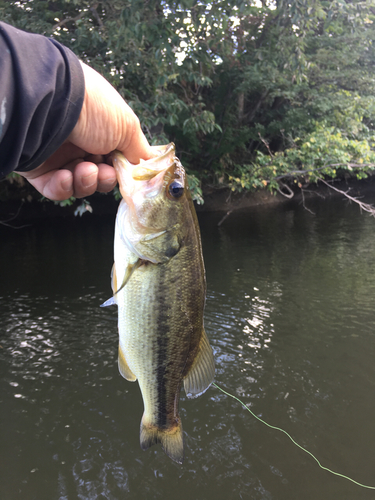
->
[[183, 328, 215, 399], [118, 345, 137, 382]]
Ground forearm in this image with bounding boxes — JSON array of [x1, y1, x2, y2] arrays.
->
[[0, 22, 85, 177]]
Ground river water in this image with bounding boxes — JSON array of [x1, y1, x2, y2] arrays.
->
[[1, 196, 375, 500]]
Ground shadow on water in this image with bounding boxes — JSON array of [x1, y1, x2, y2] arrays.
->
[[1, 201, 375, 499]]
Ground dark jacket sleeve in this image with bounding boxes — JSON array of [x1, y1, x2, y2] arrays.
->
[[0, 22, 85, 177]]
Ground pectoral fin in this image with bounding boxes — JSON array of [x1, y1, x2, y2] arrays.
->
[[183, 329, 215, 399], [100, 297, 117, 308], [101, 260, 142, 308], [111, 263, 118, 295], [118, 345, 137, 382], [100, 263, 120, 307], [114, 259, 142, 297]]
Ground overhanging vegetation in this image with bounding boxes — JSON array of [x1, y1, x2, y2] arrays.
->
[[2, 0, 375, 205]]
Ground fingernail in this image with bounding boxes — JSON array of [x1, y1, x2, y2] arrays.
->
[[102, 177, 117, 188], [61, 177, 73, 192], [98, 178, 117, 193], [82, 172, 97, 188]]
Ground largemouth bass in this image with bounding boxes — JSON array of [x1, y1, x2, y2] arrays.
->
[[103, 143, 215, 464]]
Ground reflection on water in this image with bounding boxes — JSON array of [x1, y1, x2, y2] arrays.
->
[[1, 201, 375, 499]]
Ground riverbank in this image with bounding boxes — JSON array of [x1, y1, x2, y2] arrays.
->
[[2, 175, 375, 223], [197, 176, 375, 212]]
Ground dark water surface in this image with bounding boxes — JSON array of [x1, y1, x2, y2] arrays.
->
[[1, 198, 375, 500]]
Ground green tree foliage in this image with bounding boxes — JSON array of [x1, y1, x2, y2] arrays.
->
[[1, 0, 375, 202]]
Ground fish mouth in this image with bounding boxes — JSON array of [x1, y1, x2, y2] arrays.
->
[[112, 143, 177, 200], [132, 144, 176, 181], [111, 143, 176, 179]]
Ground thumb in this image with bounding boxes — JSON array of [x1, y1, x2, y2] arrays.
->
[[69, 62, 155, 164], [118, 112, 155, 164]]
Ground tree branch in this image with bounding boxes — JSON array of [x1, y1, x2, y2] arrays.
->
[[277, 181, 294, 198], [318, 178, 375, 217], [300, 188, 315, 215], [0, 201, 31, 229], [275, 162, 375, 181], [217, 192, 247, 226], [245, 90, 269, 123], [258, 133, 273, 158], [89, 4, 103, 28], [53, 10, 86, 30]]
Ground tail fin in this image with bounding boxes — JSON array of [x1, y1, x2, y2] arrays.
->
[[140, 417, 184, 464]]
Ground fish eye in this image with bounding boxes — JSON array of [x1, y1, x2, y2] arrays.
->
[[168, 181, 184, 199]]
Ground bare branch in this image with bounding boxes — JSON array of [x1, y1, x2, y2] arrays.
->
[[275, 162, 375, 181], [218, 209, 234, 227], [144, 124, 153, 141], [0, 202, 31, 229], [323, 162, 375, 169], [89, 4, 103, 28], [52, 4, 102, 31], [246, 90, 269, 123], [0, 221, 31, 229], [318, 178, 375, 217], [0, 201, 24, 223], [258, 133, 273, 159], [53, 11, 86, 30], [300, 188, 315, 215], [277, 181, 294, 199], [176, 83, 192, 105], [300, 188, 325, 199], [218, 192, 247, 226]]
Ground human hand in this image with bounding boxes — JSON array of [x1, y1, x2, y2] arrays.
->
[[20, 62, 154, 201]]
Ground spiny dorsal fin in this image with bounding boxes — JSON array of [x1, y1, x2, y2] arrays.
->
[[183, 329, 215, 399], [118, 345, 137, 382]]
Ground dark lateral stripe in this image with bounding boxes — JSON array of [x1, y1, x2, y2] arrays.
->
[[152, 243, 205, 429], [155, 274, 169, 428]]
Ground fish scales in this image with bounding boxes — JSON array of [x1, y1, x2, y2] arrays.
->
[[116, 208, 205, 426], [105, 144, 215, 464]]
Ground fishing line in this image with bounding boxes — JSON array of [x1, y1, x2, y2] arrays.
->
[[212, 382, 375, 490]]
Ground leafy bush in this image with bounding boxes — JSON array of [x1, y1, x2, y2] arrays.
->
[[2, 0, 375, 205]]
